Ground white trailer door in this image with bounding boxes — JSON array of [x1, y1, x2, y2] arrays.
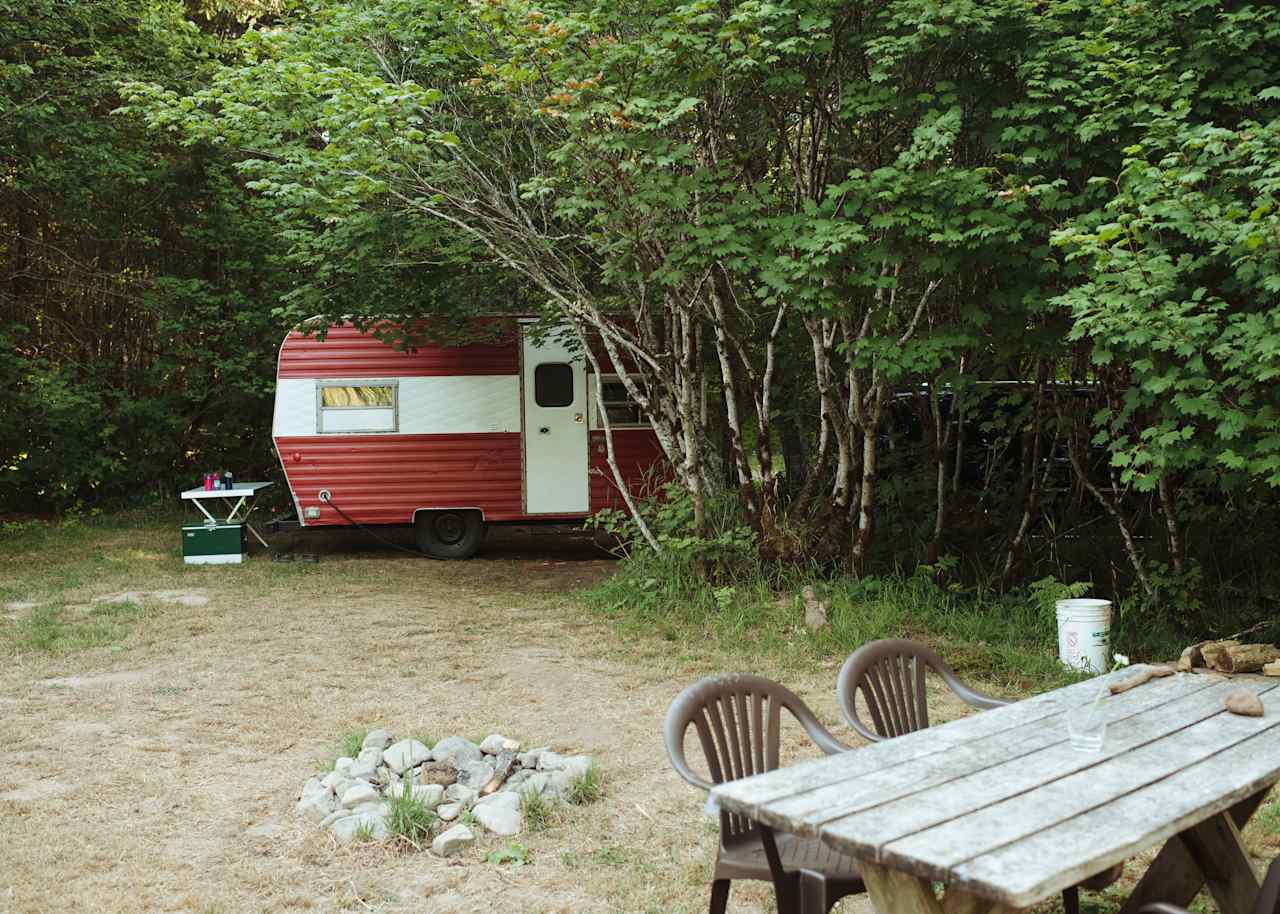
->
[[521, 324, 589, 514]]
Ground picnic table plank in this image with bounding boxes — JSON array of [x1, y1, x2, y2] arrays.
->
[[946, 720, 1280, 905], [876, 678, 1279, 878], [819, 676, 1260, 856], [711, 666, 1149, 817], [758, 673, 1220, 836]]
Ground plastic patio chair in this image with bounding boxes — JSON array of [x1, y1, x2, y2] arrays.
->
[[664, 673, 866, 914], [836, 638, 1122, 914], [1140, 858, 1280, 914]]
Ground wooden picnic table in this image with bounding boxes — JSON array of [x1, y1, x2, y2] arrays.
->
[[711, 665, 1279, 914]]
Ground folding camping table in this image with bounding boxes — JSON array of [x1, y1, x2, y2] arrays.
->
[[179, 482, 273, 549]]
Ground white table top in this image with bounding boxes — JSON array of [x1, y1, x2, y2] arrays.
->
[[711, 666, 1280, 907], [180, 482, 273, 500]]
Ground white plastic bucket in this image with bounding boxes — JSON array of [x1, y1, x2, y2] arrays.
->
[[1056, 599, 1113, 673]]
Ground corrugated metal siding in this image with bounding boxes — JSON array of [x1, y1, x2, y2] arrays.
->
[[589, 429, 667, 511], [275, 433, 524, 524], [278, 324, 519, 378]]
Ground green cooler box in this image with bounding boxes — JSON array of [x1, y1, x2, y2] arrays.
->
[[182, 523, 245, 564]]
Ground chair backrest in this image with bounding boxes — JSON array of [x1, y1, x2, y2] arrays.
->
[[664, 673, 840, 843], [837, 638, 1004, 741]]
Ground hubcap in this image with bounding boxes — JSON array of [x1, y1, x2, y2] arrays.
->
[[434, 512, 466, 545]]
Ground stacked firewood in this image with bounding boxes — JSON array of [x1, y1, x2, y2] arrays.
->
[[1177, 639, 1280, 675]]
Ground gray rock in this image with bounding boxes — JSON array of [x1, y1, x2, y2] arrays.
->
[[456, 760, 495, 789], [320, 770, 346, 792], [479, 734, 513, 755], [340, 782, 379, 809], [410, 783, 445, 808], [333, 757, 354, 776], [444, 783, 477, 807], [546, 768, 583, 799], [505, 769, 533, 789], [348, 759, 379, 782], [436, 801, 462, 822], [383, 738, 431, 774], [319, 808, 348, 828], [332, 811, 389, 844], [300, 777, 327, 800], [490, 749, 516, 783], [377, 767, 401, 788], [517, 746, 548, 769], [296, 791, 338, 822], [431, 823, 475, 857], [356, 746, 383, 767], [472, 791, 522, 836], [348, 800, 388, 818], [362, 729, 395, 751], [515, 772, 551, 798], [536, 752, 592, 779], [431, 736, 482, 768]]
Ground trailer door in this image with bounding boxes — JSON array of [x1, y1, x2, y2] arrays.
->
[[521, 324, 589, 514]]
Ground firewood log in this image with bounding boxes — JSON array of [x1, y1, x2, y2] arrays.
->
[[1264, 660, 1280, 677], [1214, 643, 1280, 674], [1200, 640, 1242, 671], [1177, 641, 1209, 672]]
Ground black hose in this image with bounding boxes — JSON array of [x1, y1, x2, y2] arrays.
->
[[319, 492, 434, 559]]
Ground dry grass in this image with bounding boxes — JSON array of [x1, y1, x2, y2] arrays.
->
[[0, 516, 1273, 914]]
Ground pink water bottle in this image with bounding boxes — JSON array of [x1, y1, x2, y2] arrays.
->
[[203, 473, 214, 491]]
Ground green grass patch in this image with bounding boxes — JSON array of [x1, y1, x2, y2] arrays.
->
[[564, 764, 604, 806], [584, 549, 1194, 694], [1256, 796, 1280, 836], [520, 788, 559, 831], [385, 782, 438, 846], [2, 601, 145, 654], [318, 729, 369, 771]]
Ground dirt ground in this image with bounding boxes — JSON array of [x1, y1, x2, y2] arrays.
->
[[0, 524, 897, 914], [0, 523, 1274, 914]]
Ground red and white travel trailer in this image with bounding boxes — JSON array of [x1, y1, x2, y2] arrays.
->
[[271, 320, 664, 557]]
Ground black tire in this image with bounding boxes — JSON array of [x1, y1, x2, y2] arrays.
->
[[414, 510, 485, 559]]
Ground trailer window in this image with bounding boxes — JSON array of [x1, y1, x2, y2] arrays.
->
[[317, 382, 398, 433], [320, 385, 395, 408], [534, 363, 574, 407], [595, 376, 647, 427]]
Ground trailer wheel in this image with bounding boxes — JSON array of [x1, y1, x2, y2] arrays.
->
[[414, 510, 485, 559]]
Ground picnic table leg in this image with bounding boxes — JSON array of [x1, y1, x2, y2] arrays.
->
[[861, 861, 1015, 914], [1118, 789, 1268, 914], [1179, 806, 1262, 914]]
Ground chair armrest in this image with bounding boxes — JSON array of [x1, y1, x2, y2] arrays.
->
[[789, 700, 853, 755], [664, 719, 715, 792], [948, 677, 1010, 711]]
